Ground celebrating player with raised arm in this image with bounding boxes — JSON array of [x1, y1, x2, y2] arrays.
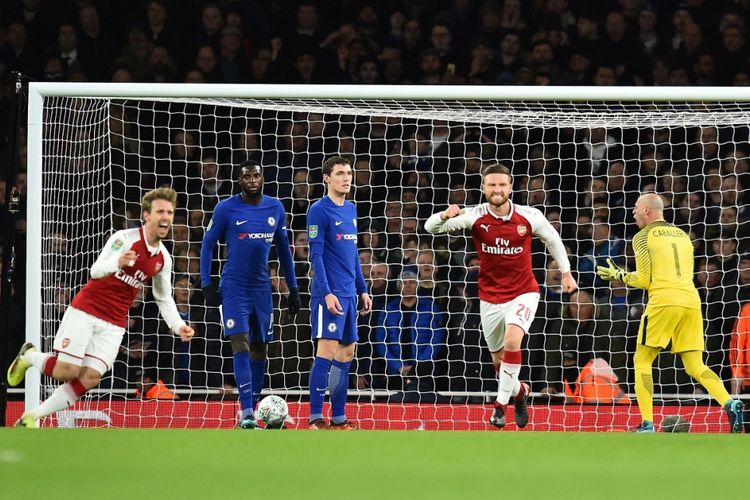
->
[[8, 188, 194, 427], [596, 193, 745, 433], [425, 163, 577, 430], [307, 156, 372, 430], [200, 160, 300, 429]]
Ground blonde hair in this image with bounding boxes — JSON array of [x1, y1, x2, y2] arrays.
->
[[141, 187, 178, 214]]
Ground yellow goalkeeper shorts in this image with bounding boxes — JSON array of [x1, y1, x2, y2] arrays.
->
[[637, 305, 704, 353]]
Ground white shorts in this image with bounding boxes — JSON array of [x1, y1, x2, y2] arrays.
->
[[480, 292, 540, 352], [53, 307, 126, 375]]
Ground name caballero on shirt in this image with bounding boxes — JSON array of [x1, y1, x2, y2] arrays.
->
[[653, 228, 684, 238]]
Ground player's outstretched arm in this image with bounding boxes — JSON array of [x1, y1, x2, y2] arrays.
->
[[424, 204, 475, 234]]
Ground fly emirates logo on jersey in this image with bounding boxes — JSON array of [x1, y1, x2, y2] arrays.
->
[[481, 237, 523, 255], [115, 268, 149, 289]]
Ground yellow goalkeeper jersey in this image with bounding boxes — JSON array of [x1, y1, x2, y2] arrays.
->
[[624, 220, 701, 310]]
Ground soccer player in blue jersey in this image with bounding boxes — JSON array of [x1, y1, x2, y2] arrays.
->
[[307, 156, 372, 430], [200, 160, 301, 429]]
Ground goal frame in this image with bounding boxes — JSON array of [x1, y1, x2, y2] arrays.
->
[[25, 82, 750, 413]]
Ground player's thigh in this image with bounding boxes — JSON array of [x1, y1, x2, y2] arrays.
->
[[81, 317, 126, 376], [504, 292, 539, 334], [671, 308, 705, 354], [310, 296, 348, 341], [220, 293, 251, 337], [638, 307, 678, 350], [248, 293, 274, 344], [53, 307, 97, 366], [480, 300, 507, 352], [340, 297, 359, 344], [480, 293, 539, 352]]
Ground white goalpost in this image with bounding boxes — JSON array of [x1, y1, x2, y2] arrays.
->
[[25, 83, 750, 430]]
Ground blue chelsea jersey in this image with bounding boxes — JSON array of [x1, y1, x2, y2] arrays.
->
[[200, 194, 297, 291], [307, 196, 367, 298]]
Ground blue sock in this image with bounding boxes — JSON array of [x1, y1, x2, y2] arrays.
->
[[329, 360, 351, 424], [233, 352, 254, 418], [250, 358, 266, 404], [309, 357, 332, 422]]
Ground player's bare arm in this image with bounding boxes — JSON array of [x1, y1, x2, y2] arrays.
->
[[561, 271, 578, 293], [325, 293, 344, 315], [178, 324, 195, 342], [360, 292, 372, 316]]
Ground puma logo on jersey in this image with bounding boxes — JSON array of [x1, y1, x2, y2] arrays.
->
[[480, 224, 491, 232], [236, 220, 247, 225]]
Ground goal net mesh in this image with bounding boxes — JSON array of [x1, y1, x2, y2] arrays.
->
[[37, 94, 750, 430]]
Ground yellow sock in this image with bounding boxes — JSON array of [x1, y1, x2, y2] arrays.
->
[[634, 345, 659, 422], [680, 351, 732, 407]]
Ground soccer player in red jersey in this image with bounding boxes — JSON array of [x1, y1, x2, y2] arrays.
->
[[8, 187, 194, 427], [425, 164, 577, 429]]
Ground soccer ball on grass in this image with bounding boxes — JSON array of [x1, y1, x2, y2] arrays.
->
[[257, 395, 289, 429]]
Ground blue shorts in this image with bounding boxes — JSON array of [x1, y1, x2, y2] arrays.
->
[[310, 295, 358, 343], [219, 288, 273, 342]]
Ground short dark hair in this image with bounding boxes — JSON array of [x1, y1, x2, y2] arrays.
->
[[481, 163, 512, 179], [238, 159, 261, 176], [322, 156, 350, 176]]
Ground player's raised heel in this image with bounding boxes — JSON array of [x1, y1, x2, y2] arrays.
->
[[634, 421, 655, 433], [489, 402, 506, 430], [514, 382, 530, 429], [239, 416, 260, 429], [724, 399, 745, 433], [308, 419, 329, 430], [329, 420, 357, 431], [7, 342, 37, 387], [14, 413, 39, 428]]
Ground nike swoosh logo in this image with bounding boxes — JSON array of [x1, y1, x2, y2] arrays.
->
[[335, 221, 343, 226], [239, 382, 251, 389], [236, 220, 247, 225]]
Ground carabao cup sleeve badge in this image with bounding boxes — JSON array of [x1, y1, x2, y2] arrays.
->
[[308, 225, 318, 239]]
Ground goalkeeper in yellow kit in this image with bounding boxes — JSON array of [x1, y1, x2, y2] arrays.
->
[[597, 193, 745, 433]]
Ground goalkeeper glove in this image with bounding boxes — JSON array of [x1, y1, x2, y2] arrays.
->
[[287, 288, 301, 316], [202, 283, 221, 307], [596, 258, 627, 282]]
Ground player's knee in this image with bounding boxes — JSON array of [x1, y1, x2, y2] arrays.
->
[[335, 342, 355, 362], [230, 334, 251, 353], [53, 361, 80, 381], [79, 370, 101, 389]]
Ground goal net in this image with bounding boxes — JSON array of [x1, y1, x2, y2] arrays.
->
[[26, 84, 749, 431]]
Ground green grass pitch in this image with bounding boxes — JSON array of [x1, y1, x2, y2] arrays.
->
[[0, 429, 747, 499]]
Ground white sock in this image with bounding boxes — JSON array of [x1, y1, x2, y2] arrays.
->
[[25, 351, 52, 372], [512, 378, 521, 398], [497, 361, 521, 405], [33, 383, 82, 419]]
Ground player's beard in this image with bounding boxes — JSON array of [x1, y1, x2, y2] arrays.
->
[[487, 191, 509, 210]]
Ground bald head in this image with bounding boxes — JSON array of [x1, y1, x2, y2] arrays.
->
[[633, 192, 665, 228], [638, 193, 664, 212]]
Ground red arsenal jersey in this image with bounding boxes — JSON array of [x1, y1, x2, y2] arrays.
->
[[425, 201, 572, 304], [71, 227, 168, 327]]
